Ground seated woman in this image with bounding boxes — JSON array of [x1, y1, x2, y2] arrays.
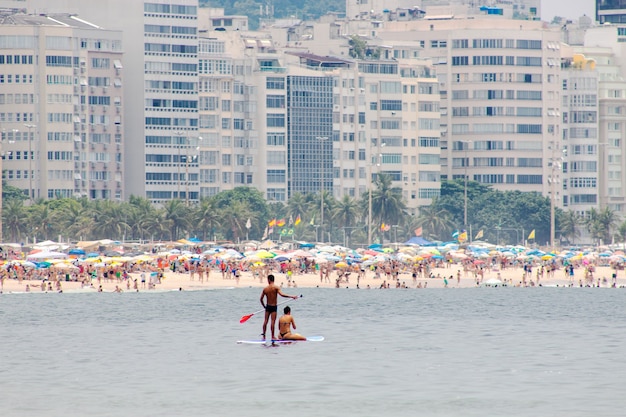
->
[[278, 306, 306, 340]]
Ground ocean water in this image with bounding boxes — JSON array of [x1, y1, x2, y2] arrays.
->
[[1, 287, 625, 417]]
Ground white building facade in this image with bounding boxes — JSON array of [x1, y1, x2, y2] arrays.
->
[[0, 12, 124, 200], [22, 0, 200, 204]]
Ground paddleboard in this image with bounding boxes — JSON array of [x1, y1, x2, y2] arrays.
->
[[237, 335, 324, 344]]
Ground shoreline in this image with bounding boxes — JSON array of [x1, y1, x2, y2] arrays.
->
[[2, 264, 624, 294]]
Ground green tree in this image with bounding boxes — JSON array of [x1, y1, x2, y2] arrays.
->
[[371, 173, 406, 226], [332, 195, 359, 245], [213, 187, 269, 238], [194, 197, 221, 241], [585, 207, 619, 245], [416, 199, 455, 240], [557, 210, 581, 245], [3, 199, 26, 242], [162, 199, 191, 240], [91, 200, 129, 240]]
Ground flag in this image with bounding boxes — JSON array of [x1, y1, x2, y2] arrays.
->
[[289, 215, 294, 225], [381, 222, 386, 231], [528, 229, 535, 240], [295, 215, 301, 226], [475, 230, 484, 240], [287, 228, 294, 236], [245, 218, 251, 229], [268, 218, 277, 227], [309, 216, 315, 226], [414, 227, 423, 236], [277, 218, 286, 227], [261, 226, 268, 240], [458, 230, 468, 242], [452, 229, 459, 239], [381, 223, 390, 232]]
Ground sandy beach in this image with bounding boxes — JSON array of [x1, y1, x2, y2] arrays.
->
[[1, 262, 623, 294]]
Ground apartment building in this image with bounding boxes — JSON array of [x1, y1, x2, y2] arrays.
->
[[347, 0, 541, 22], [196, 27, 334, 202], [325, 54, 440, 212], [197, 17, 439, 212], [561, 54, 601, 216], [23, 0, 200, 204], [372, 18, 563, 205], [596, 0, 626, 24], [0, 12, 123, 200]]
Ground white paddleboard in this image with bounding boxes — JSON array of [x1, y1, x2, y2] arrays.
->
[[237, 335, 324, 344]]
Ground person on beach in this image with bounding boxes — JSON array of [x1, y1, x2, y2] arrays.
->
[[278, 306, 306, 340], [260, 274, 298, 340]]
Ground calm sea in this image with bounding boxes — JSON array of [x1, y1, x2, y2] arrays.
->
[[1, 287, 625, 417]]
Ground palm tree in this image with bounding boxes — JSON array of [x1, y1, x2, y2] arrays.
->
[[3, 199, 26, 242], [91, 200, 129, 240], [585, 207, 619, 245], [557, 210, 581, 245], [56, 198, 93, 240], [416, 200, 455, 241], [286, 192, 311, 222], [162, 199, 191, 240], [370, 173, 406, 241], [219, 200, 256, 242], [26, 203, 57, 241], [194, 197, 221, 241], [142, 208, 169, 241], [332, 195, 360, 246]]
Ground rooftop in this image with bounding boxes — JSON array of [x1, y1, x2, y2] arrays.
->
[[0, 13, 102, 29]]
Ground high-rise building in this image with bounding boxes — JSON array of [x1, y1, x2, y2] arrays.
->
[[23, 0, 200, 204], [561, 54, 600, 217], [197, 18, 439, 214], [376, 17, 563, 204], [0, 12, 124, 200], [596, 0, 626, 24], [346, 0, 541, 22]]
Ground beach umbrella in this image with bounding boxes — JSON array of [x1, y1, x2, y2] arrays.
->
[[68, 248, 86, 255], [335, 261, 348, 268], [254, 250, 276, 259]]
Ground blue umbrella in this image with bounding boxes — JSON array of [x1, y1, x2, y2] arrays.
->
[[69, 248, 86, 255]]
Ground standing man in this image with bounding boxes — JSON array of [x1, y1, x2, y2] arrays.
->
[[278, 306, 306, 340], [260, 274, 298, 340]]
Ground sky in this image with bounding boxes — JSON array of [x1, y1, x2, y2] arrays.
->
[[542, 0, 595, 21]]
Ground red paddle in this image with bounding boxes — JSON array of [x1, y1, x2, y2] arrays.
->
[[239, 295, 302, 324]]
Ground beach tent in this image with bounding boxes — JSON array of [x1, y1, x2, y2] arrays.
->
[[26, 251, 69, 260], [403, 236, 433, 246]]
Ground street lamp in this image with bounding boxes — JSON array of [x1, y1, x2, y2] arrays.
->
[[316, 136, 328, 243], [175, 131, 188, 201], [367, 142, 385, 245], [24, 124, 36, 203], [0, 128, 15, 242], [548, 144, 565, 249], [461, 140, 472, 231]]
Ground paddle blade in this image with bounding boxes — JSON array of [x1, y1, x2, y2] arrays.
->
[[239, 313, 254, 324]]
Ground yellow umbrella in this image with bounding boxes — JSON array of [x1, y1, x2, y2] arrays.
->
[[255, 250, 276, 259]]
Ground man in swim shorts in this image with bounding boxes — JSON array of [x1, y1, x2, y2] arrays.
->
[[278, 306, 306, 340], [260, 274, 298, 340]]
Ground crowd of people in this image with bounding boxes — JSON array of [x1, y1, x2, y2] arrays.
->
[[1, 247, 625, 293]]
